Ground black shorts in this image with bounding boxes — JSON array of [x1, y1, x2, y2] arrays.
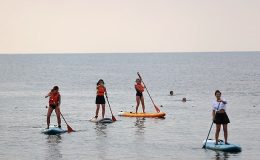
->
[[95, 95, 106, 104], [50, 104, 57, 109], [214, 112, 230, 124], [136, 92, 143, 97]]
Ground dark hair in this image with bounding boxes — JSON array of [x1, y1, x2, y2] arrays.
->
[[97, 79, 104, 86], [215, 90, 221, 95], [53, 86, 59, 91]]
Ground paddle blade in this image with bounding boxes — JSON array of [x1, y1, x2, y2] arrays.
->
[[112, 115, 117, 121], [154, 105, 161, 113], [67, 125, 74, 133]]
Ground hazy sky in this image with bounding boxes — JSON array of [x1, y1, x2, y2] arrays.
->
[[0, 0, 259, 53]]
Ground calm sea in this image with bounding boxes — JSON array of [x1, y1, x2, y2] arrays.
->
[[0, 52, 259, 160]]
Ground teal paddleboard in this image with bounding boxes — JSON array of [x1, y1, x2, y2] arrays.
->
[[42, 126, 67, 135], [203, 139, 241, 152]]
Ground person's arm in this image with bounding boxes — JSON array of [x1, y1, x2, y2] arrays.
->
[[140, 85, 145, 92], [57, 94, 61, 107], [135, 85, 138, 91], [212, 110, 216, 121], [221, 99, 227, 104], [45, 92, 51, 98]]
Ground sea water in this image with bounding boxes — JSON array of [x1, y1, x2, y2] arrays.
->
[[0, 52, 259, 160]]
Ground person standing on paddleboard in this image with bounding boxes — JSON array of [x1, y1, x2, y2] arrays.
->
[[95, 79, 106, 119], [212, 90, 230, 145], [135, 78, 145, 113], [45, 86, 61, 129]]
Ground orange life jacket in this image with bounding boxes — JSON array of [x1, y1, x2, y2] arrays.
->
[[135, 83, 144, 92], [49, 92, 60, 106], [97, 85, 106, 96]]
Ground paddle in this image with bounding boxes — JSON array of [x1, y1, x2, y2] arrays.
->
[[60, 112, 75, 133], [202, 102, 221, 149], [105, 93, 117, 121], [137, 72, 160, 113]]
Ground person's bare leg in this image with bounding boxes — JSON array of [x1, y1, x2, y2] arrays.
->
[[136, 96, 140, 113], [141, 96, 145, 113], [102, 104, 105, 119], [47, 107, 54, 129], [55, 107, 61, 127], [223, 124, 228, 144], [95, 104, 100, 118], [215, 124, 221, 144]]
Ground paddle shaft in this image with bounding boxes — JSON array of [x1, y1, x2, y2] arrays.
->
[[203, 102, 221, 148], [60, 112, 74, 132], [137, 72, 160, 112], [105, 95, 113, 114], [60, 112, 69, 126], [105, 93, 117, 121]]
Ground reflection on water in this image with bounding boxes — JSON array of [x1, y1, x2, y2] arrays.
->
[[94, 123, 109, 160], [45, 135, 62, 160], [135, 118, 146, 135], [94, 123, 108, 137], [133, 118, 146, 157], [214, 150, 241, 160], [214, 151, 229, 160]]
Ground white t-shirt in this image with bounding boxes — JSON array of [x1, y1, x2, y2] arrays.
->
[[212, 99, 227, 111]]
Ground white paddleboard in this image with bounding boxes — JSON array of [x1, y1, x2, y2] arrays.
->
[[90, 117, 113, 123]]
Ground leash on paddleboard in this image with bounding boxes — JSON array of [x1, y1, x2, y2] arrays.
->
[[202, 102, 221, 149], [137, 72, 160, 113], [105, 93, 117, 121]]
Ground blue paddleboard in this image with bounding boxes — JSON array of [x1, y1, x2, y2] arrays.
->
[[42, 126, 67, 135], [203, 139, 241, 152]]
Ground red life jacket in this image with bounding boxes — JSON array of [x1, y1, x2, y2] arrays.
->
[[135, 83, 144, 92], [97, 85, 106, 96], [49, 92, 60, 106]]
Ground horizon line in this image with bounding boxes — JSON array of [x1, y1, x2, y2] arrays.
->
[[0, 51, 259, 55]]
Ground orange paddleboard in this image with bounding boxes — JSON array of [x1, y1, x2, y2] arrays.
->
[[118, 111, 166, 118]]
